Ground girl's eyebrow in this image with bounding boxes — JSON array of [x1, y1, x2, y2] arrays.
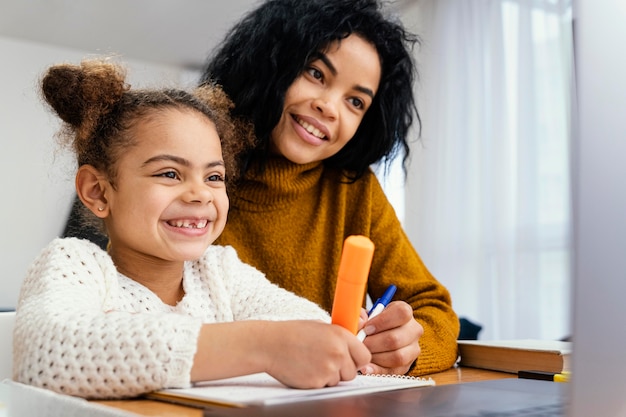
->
[[143, 154, 224, 169], [314, 52, 375, 99]]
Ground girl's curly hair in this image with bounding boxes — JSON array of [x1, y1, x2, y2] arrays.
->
[[41, 58, 255, 234]]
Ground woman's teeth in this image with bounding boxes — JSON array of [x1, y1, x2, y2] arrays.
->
[[297, 118, 326, 139]]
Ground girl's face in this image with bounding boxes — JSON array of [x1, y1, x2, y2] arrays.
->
[[270, 34, 381, 164], [103, 109, 228, 266]]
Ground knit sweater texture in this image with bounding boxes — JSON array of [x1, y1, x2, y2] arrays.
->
[[215, 156, 460, 376], [13, 237, 329, 399]]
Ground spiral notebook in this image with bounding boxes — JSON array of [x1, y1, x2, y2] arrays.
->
[[146, 372, 434, 408]]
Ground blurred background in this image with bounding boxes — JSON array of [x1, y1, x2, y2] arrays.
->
[[0, 0, 573, 341]]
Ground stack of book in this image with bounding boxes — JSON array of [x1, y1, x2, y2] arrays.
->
[[457, 339, 572, 374]]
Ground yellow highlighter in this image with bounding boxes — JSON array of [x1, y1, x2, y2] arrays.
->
[[518, 370, 571, 383], [554, 371, 570, 383], [331, 235, 375, 334]]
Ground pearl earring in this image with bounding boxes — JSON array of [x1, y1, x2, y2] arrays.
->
[[97, 207, 104, 212]]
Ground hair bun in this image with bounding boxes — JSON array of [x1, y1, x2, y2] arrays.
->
[[41, 66, 86, 126], [41, 59, 129, 129]]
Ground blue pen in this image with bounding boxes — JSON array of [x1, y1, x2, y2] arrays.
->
[[357, 285, 397, 341]]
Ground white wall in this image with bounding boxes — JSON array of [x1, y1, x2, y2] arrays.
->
[[0, 36, 197, 309]]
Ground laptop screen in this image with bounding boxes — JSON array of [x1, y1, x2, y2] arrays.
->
[[569, 0, 626, 416]]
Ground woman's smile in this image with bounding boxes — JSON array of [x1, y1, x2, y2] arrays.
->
[[292, 114, 329, 140]]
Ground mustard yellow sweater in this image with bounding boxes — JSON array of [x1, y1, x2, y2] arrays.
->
[[216, 156, 459, 376]]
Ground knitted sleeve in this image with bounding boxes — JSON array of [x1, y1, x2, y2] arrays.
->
[[362, 173, 460, 376], [200, 246, 331, 322], [13, 238, 203, 399]]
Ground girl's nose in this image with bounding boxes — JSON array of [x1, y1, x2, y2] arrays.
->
[[184, 179, 213, 204]]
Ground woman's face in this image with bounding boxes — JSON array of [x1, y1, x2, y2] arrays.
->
[[270, 34, 381, 164]]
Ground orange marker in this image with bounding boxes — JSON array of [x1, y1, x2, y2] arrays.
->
[[331, 235, 375, 334]]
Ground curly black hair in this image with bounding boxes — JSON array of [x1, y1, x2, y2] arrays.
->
[[201, 0, 419, 180]]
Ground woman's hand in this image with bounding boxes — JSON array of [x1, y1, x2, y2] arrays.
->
[[358, 301, 423, 375]]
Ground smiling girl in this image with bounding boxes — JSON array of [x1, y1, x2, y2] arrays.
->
[[12, 58, 371, 399]]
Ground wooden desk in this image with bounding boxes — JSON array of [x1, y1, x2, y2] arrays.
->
[[428, 366, 516, 385], [95, 367, 515, 417]]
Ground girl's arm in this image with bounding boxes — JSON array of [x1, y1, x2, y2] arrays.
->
[[14, 239, 369, 399], [201, 245, 331, 322], [191, 320, 371, 388], [14, 238, 201, 399], [190, 246, 371, 387]]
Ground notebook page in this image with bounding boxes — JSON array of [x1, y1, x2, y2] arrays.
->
[[149, 372, 435, 407]]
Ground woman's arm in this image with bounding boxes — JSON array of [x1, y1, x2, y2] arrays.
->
[[360, 173, 460, 376]]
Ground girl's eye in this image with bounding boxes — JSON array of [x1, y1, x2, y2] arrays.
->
[[157, 171, 179, 180], [207, 174, 225, 182], [349, 97, 365, 110]]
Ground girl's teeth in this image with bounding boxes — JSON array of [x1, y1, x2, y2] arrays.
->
[[170, 220, 208, 229]]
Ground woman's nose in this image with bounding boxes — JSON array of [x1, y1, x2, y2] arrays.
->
[[312, 96, 338, 120]]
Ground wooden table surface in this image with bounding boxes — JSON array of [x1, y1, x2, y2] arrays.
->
[[95, 367, 516, 417]]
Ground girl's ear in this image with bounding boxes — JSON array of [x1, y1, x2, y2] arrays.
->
[[75, 165, 110, 218]]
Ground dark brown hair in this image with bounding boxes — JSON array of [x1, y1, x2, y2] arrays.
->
[[42, 58, 255, 234]]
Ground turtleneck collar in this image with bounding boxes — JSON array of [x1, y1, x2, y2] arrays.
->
[[229, 155, 324, 208]]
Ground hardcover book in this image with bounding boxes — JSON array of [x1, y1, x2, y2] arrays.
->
[[457, 339, 572, 374]]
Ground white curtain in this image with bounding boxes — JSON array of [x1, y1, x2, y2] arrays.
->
[[403, 0, 573, 340]]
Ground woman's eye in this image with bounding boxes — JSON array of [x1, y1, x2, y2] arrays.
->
[[349, 97, 365, 110], [307, 67, 323, 81]]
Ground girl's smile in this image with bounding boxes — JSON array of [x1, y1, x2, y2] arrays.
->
[[164, 217, 211, 237]]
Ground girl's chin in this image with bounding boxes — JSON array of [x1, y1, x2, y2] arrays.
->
[[167, 243, 212, 261]]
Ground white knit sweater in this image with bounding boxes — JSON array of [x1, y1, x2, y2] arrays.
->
[[13, 237, 330, 399]]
